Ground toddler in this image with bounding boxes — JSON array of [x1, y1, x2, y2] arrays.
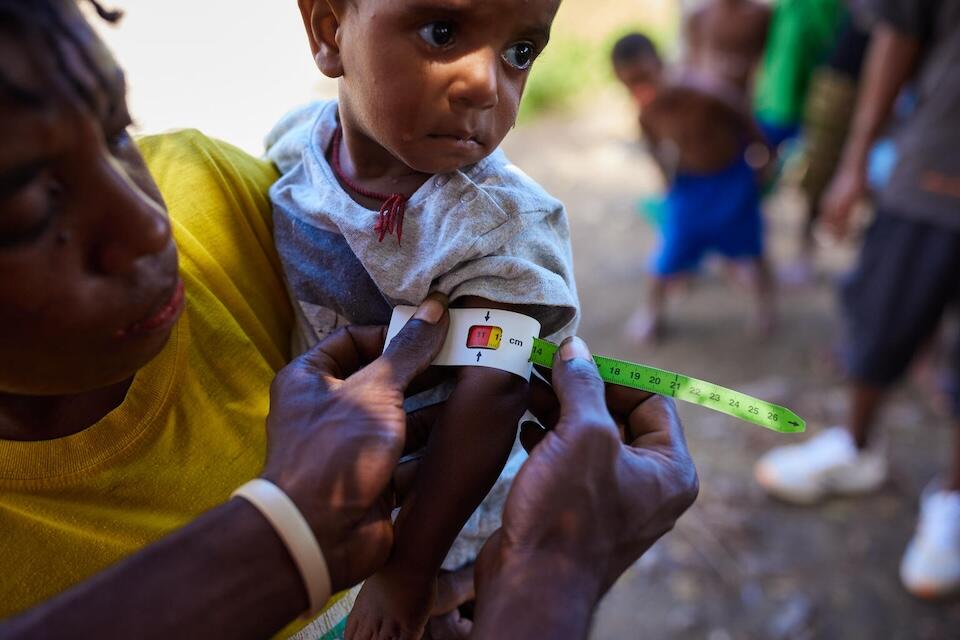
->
[[613, 33, 775, 342], [265, 1, 578, 638]]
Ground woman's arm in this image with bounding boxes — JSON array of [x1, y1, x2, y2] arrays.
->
[[2, 500, 306, 640], [0, 298, 451, 640]]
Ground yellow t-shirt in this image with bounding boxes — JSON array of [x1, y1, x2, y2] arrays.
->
[[0, 131, 295, 618]]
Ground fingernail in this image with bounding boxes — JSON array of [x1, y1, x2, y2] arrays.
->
[[559, 336, 591, 361], [413, 293, 448, 324]]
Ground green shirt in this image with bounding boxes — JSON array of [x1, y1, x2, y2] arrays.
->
[[754, 0, 844, 127]]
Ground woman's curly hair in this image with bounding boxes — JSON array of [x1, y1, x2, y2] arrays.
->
[[0, 0, 122, 107]]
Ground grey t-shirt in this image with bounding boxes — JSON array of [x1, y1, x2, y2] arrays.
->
[[265, 101, 580, 354], [875, 0, 960, 228], [265, 101, 580, 571]]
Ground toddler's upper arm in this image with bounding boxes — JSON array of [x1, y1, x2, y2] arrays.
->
[[449, 296, 531, 407]]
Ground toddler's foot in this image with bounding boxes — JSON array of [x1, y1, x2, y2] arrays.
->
[[624, 308, 664, 345], [345, 569, 436, 640]]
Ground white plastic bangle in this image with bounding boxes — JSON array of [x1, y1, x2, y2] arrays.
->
[[231, 479, 332, 616]]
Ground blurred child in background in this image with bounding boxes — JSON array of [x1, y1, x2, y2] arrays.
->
[[613, 34, 775, 343]]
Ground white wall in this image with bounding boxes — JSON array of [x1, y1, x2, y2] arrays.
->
[[87, 1, 338, 154]]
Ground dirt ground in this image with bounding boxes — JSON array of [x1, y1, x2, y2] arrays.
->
[[501, 96, 960, 640]]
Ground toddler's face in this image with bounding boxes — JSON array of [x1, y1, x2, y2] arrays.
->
[[328, 0, 561, 174], [615, 57, 661, 109]]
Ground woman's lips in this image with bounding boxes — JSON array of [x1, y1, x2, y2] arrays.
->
[[119, 279, 185, 338]]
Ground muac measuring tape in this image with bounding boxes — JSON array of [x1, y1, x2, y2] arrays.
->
[[386, 306, 805, 434]]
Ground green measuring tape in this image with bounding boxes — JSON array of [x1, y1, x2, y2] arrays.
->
[[529, 338, 805, 434]]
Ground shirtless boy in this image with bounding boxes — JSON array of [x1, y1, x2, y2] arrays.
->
[[613, 34, 775, 342]]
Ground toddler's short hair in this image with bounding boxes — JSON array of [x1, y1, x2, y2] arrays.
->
[[611, 32, 660, 66]]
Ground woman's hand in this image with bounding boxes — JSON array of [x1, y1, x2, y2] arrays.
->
[[261, 294, 449, 592], [473, 336, 699, 639]]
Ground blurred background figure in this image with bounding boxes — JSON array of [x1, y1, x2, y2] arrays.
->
[[753, 0, 845, 152], [784, 4, 873, 283], [756, 0, 960, 600], [683, 0, 771, 94], [613, 32, 775, 344]]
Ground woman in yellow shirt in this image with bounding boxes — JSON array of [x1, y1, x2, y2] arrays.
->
[[0, 3, 469, 636], [0, 2, 697, 638]]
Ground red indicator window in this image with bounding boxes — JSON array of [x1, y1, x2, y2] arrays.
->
[[467, 325, 503, 350]]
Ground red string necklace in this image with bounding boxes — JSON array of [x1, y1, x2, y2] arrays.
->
[[330, 126, 408, 245]]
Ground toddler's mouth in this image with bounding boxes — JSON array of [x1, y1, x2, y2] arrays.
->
[[429, 132, 483, 148]]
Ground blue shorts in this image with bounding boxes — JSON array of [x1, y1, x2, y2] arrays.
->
[[757, 118, 800, 150], [651, 156, 764, 277]]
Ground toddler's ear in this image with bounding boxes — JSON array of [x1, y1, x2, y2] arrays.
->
[[298, 0, 344, 78]]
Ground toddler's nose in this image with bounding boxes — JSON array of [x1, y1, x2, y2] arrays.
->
[[450, 47, 499, 111]]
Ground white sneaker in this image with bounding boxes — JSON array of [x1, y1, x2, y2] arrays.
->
[[900, 488, 960, 599], [754, 426, 887, 504]]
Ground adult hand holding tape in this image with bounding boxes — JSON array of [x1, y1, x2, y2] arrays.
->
[[262, 297, 450, 595], [472, 336, 700, 638]]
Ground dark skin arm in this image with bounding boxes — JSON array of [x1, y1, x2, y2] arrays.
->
[[0, 299, 451, 640], [347, 297, 531, 639], [0, 500, 307, 640], [820, 23, 921, 238], [364, 336, 698, 640]]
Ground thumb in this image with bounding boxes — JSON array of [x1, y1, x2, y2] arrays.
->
[[550, 337, 614, 436], [372, 293, 450, 389]]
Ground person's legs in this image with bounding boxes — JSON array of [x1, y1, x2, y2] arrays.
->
[[629, 276, 668, 343], [713, 168, 775, 336], [744, 257, 777, 337], [950, 428, 960, 491], [627, 193, 703, 344], [900, 412, 960, 598], [756, 213, 959, 502], [949, 334, 960, 491], [849, 382, 886, 448]]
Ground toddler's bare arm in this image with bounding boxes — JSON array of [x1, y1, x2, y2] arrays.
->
[[395, 363, 527, 573], [346, 299, 531, 639]]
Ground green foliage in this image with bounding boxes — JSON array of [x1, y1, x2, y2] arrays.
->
[[518, 37, 604, 122]]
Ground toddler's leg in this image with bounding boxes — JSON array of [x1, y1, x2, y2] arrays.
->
[[741, 257, 777, 337], [625, 276, 668, 344], [345, 368, 526, 640]]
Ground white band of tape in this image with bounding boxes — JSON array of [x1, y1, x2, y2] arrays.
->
[[385, 306, 542, 379]]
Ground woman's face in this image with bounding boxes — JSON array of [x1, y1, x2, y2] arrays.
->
[[0, 2, 181, 395]]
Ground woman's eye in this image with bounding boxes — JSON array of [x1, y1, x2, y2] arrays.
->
[[418, 21, 456, 48], [502, 42, 537, 70], [0, 175, 60, 248], [107, 128, 131, 152]]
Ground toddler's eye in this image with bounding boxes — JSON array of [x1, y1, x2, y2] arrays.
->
[[502, 42, 537, 70], [418, 21, 456, 48]]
